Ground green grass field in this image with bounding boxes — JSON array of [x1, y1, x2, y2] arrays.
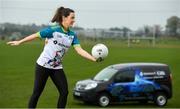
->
[[0, 39, 180, 108]]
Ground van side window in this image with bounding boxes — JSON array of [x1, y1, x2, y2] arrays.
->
[[115, 70, 135, 83]]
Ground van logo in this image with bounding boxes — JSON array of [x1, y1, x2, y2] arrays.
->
[[156, 71, 165, 76], [140, 71, 166, 79], [140, 71, 165, 76]]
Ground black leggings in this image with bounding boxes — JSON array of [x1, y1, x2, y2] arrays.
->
[[28, 64, 68, 108]]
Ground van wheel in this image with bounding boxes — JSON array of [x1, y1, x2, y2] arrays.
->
[[154, 92, 167, 107], [98, 93, 110, 107]]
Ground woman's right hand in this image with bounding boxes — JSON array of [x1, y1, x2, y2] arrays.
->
[[6, 41, 21, 46], [6, 33, 39, 46]]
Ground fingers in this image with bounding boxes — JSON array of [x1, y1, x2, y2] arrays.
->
[[6, 41, 13, 45], [96, 57, 104, 62], [7, 41, 14, 45], [6, 41, 18, 46]]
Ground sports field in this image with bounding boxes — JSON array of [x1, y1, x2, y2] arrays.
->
[[0, 39, 180, 108]]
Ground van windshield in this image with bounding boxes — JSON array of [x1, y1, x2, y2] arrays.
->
[[94, 67, 118, 81]]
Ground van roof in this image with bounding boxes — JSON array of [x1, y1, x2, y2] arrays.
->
[[111, 63, 168, 70]]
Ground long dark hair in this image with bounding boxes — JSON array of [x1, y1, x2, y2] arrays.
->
[[51, 7, 74, 24]]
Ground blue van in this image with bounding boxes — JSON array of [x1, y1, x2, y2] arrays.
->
[[73, 63, 172, 107]]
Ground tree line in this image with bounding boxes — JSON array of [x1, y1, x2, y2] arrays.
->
[[0, 16, 180, 40]]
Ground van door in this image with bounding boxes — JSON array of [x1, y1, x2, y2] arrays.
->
[[109, 69, 135, 101], [135, 67, 156, 99]]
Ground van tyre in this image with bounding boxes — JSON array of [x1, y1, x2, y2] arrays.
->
[[98, 93, 110, 107], [154, 92, 167, 107]]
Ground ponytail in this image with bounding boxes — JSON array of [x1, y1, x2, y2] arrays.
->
[[51, 7, 74, 24]]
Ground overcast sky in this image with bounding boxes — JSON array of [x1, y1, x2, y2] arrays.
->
[[0, 0, 180, 30]]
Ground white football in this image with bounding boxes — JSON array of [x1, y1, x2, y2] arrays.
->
[[91, 43, 108, 59]]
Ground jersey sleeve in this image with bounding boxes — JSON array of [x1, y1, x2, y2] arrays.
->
[[36, 27, 54, 39], [72, 33, 80, 47]]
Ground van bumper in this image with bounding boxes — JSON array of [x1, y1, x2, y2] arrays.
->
[[73, 89, 97, 102]]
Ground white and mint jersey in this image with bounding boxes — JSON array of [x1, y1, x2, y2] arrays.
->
[[36, 25, 80, 69]]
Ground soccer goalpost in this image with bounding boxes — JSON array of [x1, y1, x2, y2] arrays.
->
[[127, 28, 156, 47]]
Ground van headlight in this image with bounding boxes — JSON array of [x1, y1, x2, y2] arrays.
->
[[84, 83, 97, 90]]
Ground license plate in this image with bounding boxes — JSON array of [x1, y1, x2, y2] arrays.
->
[[74, 92, 81, 96]]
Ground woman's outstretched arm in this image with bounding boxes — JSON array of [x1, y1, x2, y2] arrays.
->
[[74, 45, 96, 62], [7, 33, 39, 46]]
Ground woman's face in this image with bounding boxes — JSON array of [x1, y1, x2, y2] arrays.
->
[[63, 12, 75, 28]]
